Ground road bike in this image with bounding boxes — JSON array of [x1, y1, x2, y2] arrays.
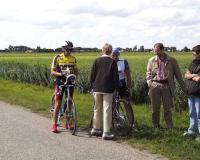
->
[[90, 91, 134, 136], [50, 74, 77, 135]]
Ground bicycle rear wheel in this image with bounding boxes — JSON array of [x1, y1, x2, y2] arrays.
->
[[65, 97, 77, 135], [50, 94, 55, 122], [112, 99, 134, 136], [50, 94, 64, 126]]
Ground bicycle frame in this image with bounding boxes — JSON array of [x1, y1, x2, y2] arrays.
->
[[112, 91, 120, 107], [58, 74, 76, 113], [60, 84, 74, 112]]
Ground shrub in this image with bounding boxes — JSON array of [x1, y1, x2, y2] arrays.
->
[[0, 62, 54, 87], [76, 70, 91, 94], [130, 74, 149, 104], [0, 62, 189, 112], [174, 82, 188, 112]]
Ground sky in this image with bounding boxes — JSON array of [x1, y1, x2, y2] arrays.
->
[[0, 0, 199, 50]]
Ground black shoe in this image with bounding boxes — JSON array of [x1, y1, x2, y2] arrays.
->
[[102, 132, 115, 140], [91, 128, 102, 136]]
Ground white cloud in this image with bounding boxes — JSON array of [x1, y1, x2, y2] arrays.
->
[[0, 0, 199, 50]]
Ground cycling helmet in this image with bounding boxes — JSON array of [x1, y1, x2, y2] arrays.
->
[[62, 41, 73, 51], [112, 48, 120, 55]]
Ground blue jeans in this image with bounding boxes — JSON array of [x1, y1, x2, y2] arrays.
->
[[188, 96, 200, 134]]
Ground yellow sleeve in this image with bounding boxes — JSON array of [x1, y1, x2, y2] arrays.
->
[[51, 55, 59, 70]]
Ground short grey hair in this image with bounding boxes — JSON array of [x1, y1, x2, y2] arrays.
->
[[102, 43, 112, 55], [192, 45, 200, 54]]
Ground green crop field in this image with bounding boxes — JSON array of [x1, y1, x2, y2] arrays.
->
[[0, 52, 192, 74], [0, 51, 192, 106]]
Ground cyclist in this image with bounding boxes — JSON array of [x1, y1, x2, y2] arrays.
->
[[111, 48, 133, 99], [51, 41, 78, 133]]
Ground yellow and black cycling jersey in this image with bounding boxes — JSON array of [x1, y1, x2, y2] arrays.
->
[[51, 53, 77, 74]]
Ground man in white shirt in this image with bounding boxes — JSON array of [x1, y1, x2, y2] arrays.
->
[[111, 48, 133, 98]]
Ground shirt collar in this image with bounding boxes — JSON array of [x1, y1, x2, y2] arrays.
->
[[155, 53, 169, 61], [101, 54, 111, 57]]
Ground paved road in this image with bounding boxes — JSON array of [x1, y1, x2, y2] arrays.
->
[[0, 101, 167, 160]]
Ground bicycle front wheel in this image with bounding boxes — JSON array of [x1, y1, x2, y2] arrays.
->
[[65, 97, 77, 135], [112, 99, 134, 136]]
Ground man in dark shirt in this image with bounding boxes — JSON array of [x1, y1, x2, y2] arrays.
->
[[90, 43, 119, 140], [183, 45, 200, 141]]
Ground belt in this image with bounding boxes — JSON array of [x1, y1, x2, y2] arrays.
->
[[153, 80, 168, 84]]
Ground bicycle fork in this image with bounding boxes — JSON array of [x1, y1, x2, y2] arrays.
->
[[65, 87, 73, 124]]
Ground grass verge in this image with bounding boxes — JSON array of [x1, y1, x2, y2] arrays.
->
[[0, 79, 93, 126]]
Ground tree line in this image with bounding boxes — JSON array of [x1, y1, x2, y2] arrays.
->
[[0, 45, 191, 53]]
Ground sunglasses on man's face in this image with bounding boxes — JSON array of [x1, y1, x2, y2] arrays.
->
[[64, 49, 71, 52]]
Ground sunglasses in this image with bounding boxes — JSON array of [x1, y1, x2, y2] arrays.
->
[[64, 48, 72, 52]]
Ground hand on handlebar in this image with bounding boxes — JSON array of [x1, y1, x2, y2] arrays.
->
[[61, 70, 70, 77]]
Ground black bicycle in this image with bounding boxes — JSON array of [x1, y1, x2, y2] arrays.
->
[[112, 91, 134, 136], [90, 91, 134, 136], [50, 74, 77, 135]]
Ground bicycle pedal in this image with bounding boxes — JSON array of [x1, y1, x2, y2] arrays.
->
[[67, 115, 72, 119], [57, 123, 62, 127]]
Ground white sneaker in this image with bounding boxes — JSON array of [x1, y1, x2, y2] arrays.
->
[[183, 131, 195, 137], [102, 132, 115, 140]]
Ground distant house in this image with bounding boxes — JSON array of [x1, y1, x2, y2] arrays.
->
[[13, 46, 32, 52], [144, 49, 152, 52], [25, 50, 34, 53], [79, 47, 99, 52]]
